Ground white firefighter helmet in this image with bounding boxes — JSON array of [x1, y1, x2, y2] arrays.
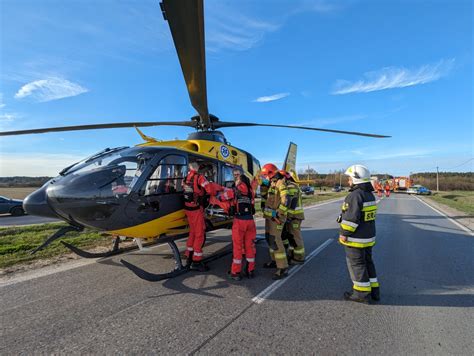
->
[[344, 164, 371, 184]]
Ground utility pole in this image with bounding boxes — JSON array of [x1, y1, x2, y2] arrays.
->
[[436, 166, 439, 192], [339, 170, 342, 187]]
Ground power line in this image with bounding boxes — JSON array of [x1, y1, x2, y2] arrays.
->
[[444, 157, 474, 170]]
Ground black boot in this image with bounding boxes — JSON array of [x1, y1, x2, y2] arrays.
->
[[272, 268, 288, 280], [263, 261, 276, 268], [371, 287, 380, 301], [190, 262, 209, 272], [290, 258, 305, 265], [227, 272, 242, 281], [247, 270, 255, 279], [343, 291, 370, 304]]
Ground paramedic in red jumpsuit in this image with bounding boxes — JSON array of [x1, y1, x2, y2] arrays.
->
[[183, 162, 214, 271], [220, 168, 257, 281]]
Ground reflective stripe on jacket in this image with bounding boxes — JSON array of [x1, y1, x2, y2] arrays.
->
[[286, 180, 305, 220], [339, 183, 377, 248], [264, 178, 288, 219]]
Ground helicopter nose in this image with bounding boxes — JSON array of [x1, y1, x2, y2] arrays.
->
[[23, 185, 58, 218]]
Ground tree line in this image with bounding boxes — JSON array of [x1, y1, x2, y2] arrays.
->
[[410, 172, 473, 191], [297, 169, 473, 191], [1, 172, 472, 191], [0, 176, 52, 187]]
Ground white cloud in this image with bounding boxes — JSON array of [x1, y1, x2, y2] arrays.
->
[[332, 59, 455, 95], [0, 152, 86, 176], [0, 113, 20, 122], [207, 8, 280, 52], [253, 92, 290, 103], [296, 114, 367, 127], [14, 77, 88, 102], [294, 0, 341, 14]]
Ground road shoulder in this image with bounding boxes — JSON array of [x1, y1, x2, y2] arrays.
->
[[417, 195, 473, 233]]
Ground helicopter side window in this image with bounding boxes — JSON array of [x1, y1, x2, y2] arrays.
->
[[189, 156, 218, 183], [142, 155, 187, 196], [222, 165, 235, 188]]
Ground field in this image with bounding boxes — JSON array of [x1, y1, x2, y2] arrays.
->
[[425, 190, 474, 215], [0, 190, 347, 271], [0, 187, 39, 200]]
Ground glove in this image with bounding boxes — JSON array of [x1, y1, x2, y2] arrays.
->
[[271, 210, 277, 218], [260, 201, 265, 211], [336, 214, 342, 223]]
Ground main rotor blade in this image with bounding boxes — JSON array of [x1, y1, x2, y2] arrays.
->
[[213, 121, 390, 138], [160, 0, 210, 128], [0, 121, 197, 136]]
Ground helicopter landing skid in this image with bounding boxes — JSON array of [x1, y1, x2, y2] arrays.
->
[[120, 240, 232, 282], [31, 225, 84, 254], [61, 236, 122, 259]]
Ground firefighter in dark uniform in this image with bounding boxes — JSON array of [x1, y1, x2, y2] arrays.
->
[[338, 164, 380, 303], [279, 170, 305, 264]]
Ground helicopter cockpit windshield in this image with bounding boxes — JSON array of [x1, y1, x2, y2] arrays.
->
[[51, 147, 159, 201]]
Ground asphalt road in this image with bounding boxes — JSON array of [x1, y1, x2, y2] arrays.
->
[[0, 214, 60, 227], [1, 195, 473, 354]]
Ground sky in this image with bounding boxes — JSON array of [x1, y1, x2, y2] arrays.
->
[[0, 0, 472, 177]]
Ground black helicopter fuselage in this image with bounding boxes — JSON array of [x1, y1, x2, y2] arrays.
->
[[23, 132, 260, 239]]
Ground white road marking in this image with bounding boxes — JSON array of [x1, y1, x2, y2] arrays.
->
[[413, 195, 474, 236], [304, 197, 344, 210], [252, 238, 334, 304]]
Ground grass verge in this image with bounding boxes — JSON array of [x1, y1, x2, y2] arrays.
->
[[0, 223, 110, 269], [424, 191, 474, 215]]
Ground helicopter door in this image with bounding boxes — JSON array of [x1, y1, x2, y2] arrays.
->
[[221, 163, 236, 188], [125, 154, 187, 221]]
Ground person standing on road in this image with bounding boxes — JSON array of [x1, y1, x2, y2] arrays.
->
[[384, 182, 391, 197], [338, 164, 380, 304], [278, 170, 306, 264], [219, 168, 257, 281], [261, 163, 290, 280], [183, 162, 214, 272]]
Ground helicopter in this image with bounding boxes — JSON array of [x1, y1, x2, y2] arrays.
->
[[0, 0, 390, 281]]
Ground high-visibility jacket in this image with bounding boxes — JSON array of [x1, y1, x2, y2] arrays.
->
[[264, 178, 289, 220], [286, 180, 305, 220], [339, 182, 377, 248]]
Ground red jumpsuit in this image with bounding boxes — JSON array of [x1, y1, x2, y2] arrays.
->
[[221, 182, 256, 274], [384, 184, 391, 197], [183, 170, 213, 262], [375, 182, 383, 198]]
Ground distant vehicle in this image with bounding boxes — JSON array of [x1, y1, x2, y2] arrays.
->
[[394, 176, 413, 191], [407, 185, 432, 195], [0, 196, 25, 216], [331, 185, 343, 192], [301, 186, 315, 195]]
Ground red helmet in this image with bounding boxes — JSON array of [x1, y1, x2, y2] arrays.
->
[[261, 163, 278, 179], [278, 169, 291, 179]]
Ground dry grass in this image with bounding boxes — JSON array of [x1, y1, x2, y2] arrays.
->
[[0, 187, 39, 200], [425, 191, 474, 215]]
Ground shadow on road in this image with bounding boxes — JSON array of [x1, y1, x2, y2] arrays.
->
[[101, 221, 474, 308]]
